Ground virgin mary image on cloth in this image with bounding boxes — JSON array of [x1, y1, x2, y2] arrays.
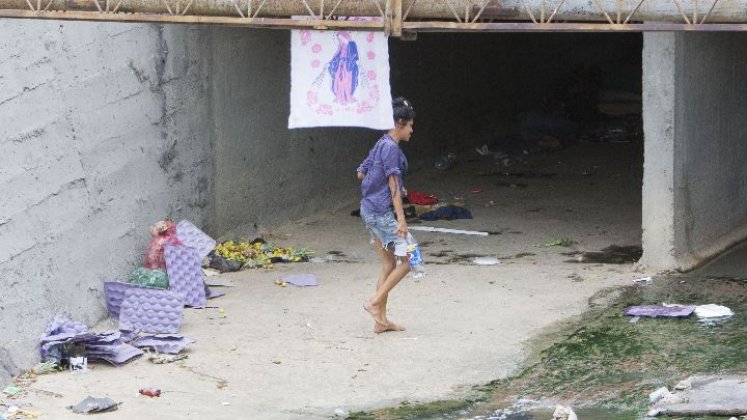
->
[[289, 19, 394, 129]]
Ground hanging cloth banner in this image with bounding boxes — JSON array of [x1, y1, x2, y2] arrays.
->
[[288, 18, 393, 130]]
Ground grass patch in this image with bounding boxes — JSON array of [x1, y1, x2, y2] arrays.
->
[[351, 276, 747, 419]]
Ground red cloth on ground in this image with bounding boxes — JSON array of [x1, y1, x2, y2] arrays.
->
[[407, 190, 439, 205]]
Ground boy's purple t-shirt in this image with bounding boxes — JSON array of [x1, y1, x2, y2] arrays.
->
[[357, 135, 408, 215]]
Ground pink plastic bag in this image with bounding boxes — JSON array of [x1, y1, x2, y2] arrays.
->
[[144, 220, 181, 269]]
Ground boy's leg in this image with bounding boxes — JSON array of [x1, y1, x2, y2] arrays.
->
[[365, 255, 410, 326]]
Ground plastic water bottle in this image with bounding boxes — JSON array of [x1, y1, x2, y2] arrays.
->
[[406, 233, 426, 278]]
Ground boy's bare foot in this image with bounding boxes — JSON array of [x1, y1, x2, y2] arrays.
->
[[364, 301, 386, 325]]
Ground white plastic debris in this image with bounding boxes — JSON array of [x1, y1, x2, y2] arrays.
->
[[694, 304, 733, 319], [633, 276, 652, 284], [552, 405, 578, 420], [408, 226, 489, 236], [334, 408, 349, 417], [674, 377, 692, 390], [473, 257, 500, 266], [649, 386, 671, 404]]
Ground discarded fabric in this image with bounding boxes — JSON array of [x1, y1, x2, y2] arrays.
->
[[407, 190, 439, 205], [624, 305, 695, 318], [69, 396, 119, 414], [280, 274, 319, 287], [419, 205, 473, 221]]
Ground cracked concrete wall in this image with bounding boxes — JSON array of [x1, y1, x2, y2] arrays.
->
[[210, 28, 374, 237], [0, 21, 213, 383], [642, 32, 747, 271]]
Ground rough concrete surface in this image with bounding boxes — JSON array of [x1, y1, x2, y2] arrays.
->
[[0, 20, 214, 384], [15, 141, 644, 418], [641, 32, 747, 271], [654, 375, 747, 417]]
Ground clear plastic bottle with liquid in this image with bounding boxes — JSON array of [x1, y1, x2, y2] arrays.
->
[[406, 233, 426, 278]]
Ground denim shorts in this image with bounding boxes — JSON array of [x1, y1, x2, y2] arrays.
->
[[360, 207, 408, 257]]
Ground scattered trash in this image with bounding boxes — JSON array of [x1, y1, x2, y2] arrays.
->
[[274, 280, 288, 287], [176, 219, 216, 259], [210, 240, 313, 272], [334, 408, 350, 417], [624, 304, 695, 318], [2, 386, 21, 395], [674, 378, 692, 391], [202, 268, 221, 277], [145, 220, 181, 270], [69, 396, 120, 414], [552, 404, 578, 420], [473, 257, 500, 266], [406, 233, 426, 278], [280, 274, 319, 287], [204, 278, 233, 287], [434, 152, 457, 171], [118, 288, 183, 334], [649, 386, 671, 404], [694, 304, 733, 324], [544, 238, 574, 247], [564, 245, 642, 264], [419, 205, 472, 221], [132, 334, 194, 354], [634, 276, 653, 284], [138, 388, 161, 398], [127, 267, 169, 289], [407, 190, 439, 205], [165, 244, 207, 307], [409, 226, 489, 236], [32, 361, 59, 375], [69, 348, 88, 374], [40, 315, 143, 368], [629, 316, 640, 324]]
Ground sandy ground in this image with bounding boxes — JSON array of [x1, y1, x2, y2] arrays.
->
[[17, 140, 647, 419]]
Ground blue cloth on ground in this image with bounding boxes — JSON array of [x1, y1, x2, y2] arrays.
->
[[419, 206, 473, 221]]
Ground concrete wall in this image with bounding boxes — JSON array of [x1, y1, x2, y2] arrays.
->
[[641, 32, 747, 271], [209, 28, 375, 237], [0, 21, 214, 383]]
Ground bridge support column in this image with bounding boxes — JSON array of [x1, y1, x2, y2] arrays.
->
[[641, 31, 747, 271]]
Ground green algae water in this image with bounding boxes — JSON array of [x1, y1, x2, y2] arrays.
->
[[351, 274, 747, 420]]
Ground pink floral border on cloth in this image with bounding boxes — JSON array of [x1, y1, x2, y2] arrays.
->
[[288, 17, 394, 130]]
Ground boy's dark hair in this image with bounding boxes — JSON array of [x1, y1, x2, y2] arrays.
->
[[393, 97, 415, 122]]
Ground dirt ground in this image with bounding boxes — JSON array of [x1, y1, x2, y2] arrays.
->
[[16, 140, 647, 419]]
